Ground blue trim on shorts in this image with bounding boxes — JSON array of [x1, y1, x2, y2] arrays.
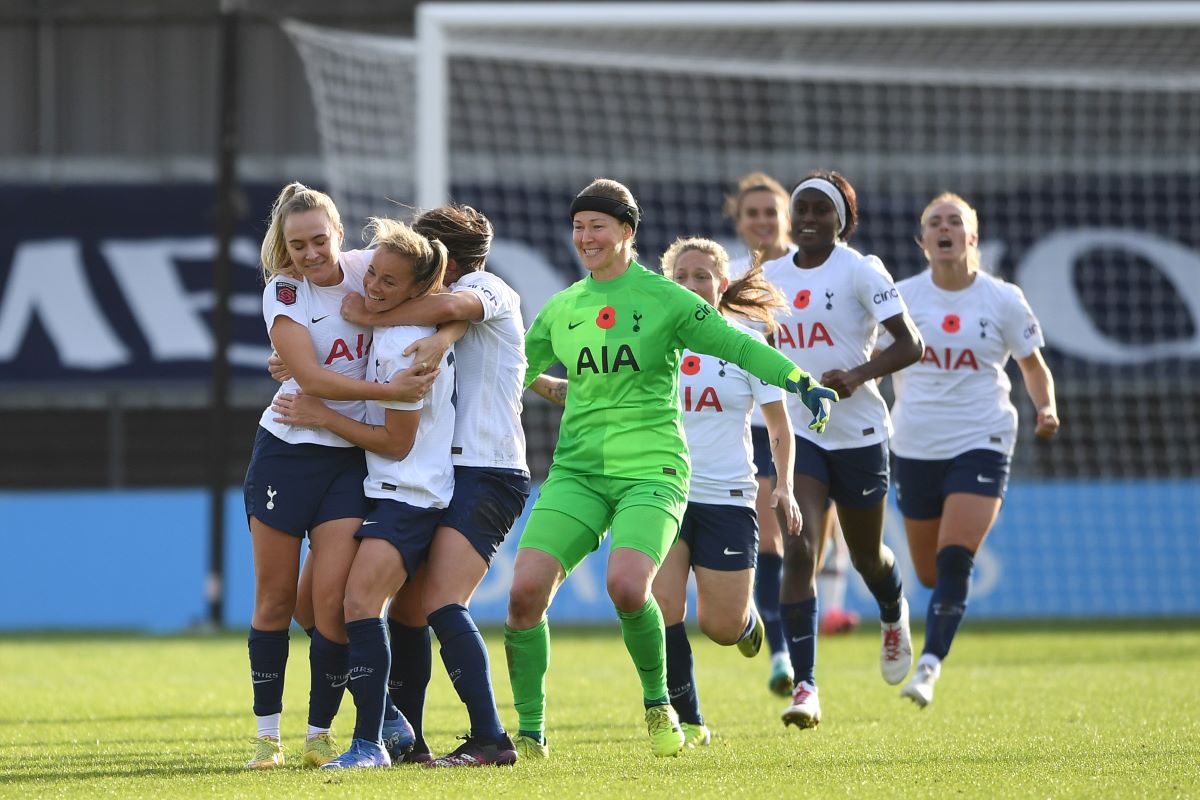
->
[[439, 466, 532, 566], [355, 498, 444, 579], [750, 425, 776, 478], [678, 501, 758, 571], [243, 426, 368, 538], [792, 436, 889, 509], [893, 449, 1011, 519]]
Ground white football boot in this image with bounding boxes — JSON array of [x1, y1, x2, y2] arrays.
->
[[880, 596, 914, 685], [901, 655, 941, 708], [780, 681, 821, 729]]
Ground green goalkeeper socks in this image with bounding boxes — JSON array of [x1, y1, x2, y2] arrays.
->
[[617, 597, 669, 704], [505, 618, 550, 737]]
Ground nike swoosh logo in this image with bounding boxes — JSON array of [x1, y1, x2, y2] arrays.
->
[[331, 678, 348, 688], [638, 666, 659, 673], [791, 635, 813, 643], [567, 320, 585, 329], [723, 547, 743, 556], [252, 678, 274, 684], [349, 673, 369, 680], [361, 520, 378, 525], [862, 487, 879, 496], [976, 474, 996, 483], [311, 315, 329, 324]]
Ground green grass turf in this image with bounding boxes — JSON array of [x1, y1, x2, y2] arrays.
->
[[1, 621, 1197, 799]]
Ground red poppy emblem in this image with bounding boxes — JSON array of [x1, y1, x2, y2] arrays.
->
[[681, 355, 701, 375], [793, 290, 811, 309], [276, 281, 297, 306], [942, 314, 961, 333], [596, 306, 616, 329]]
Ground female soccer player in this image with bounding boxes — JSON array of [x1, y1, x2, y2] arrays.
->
[[891, 193, 1059, 707], [244, 183, 427, 770], [272, 217, 455, 769], [762, 171, 924, 730], [725, 173, 859, 697], [336, 204, 529, 767], [725, 173, 798, 695], [504, 178, 837, 759], [653, 237, 801, 747]]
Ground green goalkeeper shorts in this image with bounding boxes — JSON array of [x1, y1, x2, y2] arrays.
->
[[518, 468, 686, 572]]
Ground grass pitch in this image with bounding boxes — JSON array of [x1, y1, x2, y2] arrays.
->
[[1, 621, 1196, 799]]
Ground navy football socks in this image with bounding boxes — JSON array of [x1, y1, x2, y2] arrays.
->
[[924, 545, 975, 660], [755, 552, 787, 656], [247, 627, 289, 717], [664, 622, 703, 726], [429, 603, 505, 742], [780, 598, 818, 686]]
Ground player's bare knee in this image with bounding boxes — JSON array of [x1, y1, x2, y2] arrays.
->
[[342, 587, 379, 622], [254, 590, 296, 628], [507, 582, 550, 629], [698, 611, 742, 646], [607, 575, 650, 613]]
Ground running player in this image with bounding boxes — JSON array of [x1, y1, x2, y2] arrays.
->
[[504, 178, 837, 760], [243, 183, 426, 770], [272, 217, 456, 769], [891, 193, 1059, 707], [653, 237, 801, 747], [763, 171, 924, 730], [336, 204, 528, 766], [725, 173, 858, 698]]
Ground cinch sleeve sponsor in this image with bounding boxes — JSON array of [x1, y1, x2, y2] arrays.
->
[[455, 272, 513, 324], [853, 255, 907, 323], [1001, 282, 1044, 359]]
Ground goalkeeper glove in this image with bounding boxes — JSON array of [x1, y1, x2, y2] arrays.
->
[[784, 368, 839, 434]]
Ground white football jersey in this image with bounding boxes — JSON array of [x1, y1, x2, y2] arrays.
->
[[728, 245, 796, 430], [363, 324, 456, 509], [446, 271, 529, 470], [762, 244, 907, 450], [887, 270, 1044, 459], [258, 249, 373, 447], [680, 321, 786, 508]]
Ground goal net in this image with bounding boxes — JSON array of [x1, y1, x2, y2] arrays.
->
[[284, 4, 1200, 616]]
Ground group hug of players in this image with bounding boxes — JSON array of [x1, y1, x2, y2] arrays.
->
[[241, 170, 1059, 769]]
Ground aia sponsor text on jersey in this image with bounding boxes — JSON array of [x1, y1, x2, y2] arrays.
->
[[325, 334, 368, 366]]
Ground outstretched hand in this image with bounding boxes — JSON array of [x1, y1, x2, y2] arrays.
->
[[784, 368, 839, 434]]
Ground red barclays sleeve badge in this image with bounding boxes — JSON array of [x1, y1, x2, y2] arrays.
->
[[276, 281, 298, 306]]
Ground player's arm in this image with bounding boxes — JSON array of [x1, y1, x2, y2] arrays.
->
[[401, 320, 469, 375], [265, 349, 437, 404], [272, 391, 420, 460], [342, 290, 485, 326], [1017, 348, 1060, 438], [760, 399, 801, 535], [677, 301, 837, 432], [270, 316, 433, 402], [820, 311, 923, 399], [529, 373, 568, 407]]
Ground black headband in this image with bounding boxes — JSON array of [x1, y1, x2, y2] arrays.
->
[[570, 195, 640, 232]]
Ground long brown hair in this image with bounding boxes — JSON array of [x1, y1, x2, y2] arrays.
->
[[661, 237, 785, 330]]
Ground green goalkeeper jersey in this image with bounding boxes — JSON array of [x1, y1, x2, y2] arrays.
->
[[524, 261, 799, 490]]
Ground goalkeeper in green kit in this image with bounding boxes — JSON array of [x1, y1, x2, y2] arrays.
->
[[505, 179, 838, 759]]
